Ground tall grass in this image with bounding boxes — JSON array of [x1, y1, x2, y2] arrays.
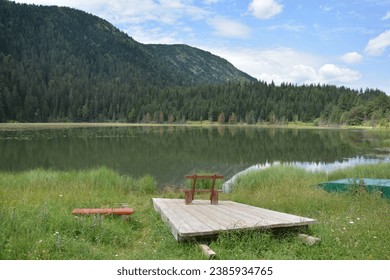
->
[[0, 167, 193, 260], [221, 165, 390, 259], [1, 165, 389, 260]]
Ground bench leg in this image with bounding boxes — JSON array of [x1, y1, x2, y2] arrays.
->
[[210, 190, 219, 205], [184, 190, 193, 204]]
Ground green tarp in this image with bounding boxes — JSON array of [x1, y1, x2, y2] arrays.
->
[[318, 178, 390, 198]]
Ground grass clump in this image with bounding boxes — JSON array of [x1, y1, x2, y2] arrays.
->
[[1, 164, 389, 260]]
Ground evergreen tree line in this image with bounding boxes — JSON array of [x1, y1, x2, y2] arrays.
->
[[0, 0, 389, 126], [1, 57, 389, 126]]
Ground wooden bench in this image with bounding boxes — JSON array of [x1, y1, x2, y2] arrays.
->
[[182, 174, 224, 205]]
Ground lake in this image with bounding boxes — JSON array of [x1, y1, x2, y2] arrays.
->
[[0, 125, 389, 186]]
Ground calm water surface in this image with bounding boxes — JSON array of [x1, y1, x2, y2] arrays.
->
[[0, 126, 389, 186]]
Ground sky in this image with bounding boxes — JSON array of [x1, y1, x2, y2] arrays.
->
[[13, 0, 390, 94]]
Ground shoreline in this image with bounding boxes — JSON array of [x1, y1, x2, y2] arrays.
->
[[0, 121, 388, 131]]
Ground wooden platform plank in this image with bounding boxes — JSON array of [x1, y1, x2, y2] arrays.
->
[[216, 203, 277, 226], [219, 202, 314, 225], [152, 198, 317, 241], [215, 203, 306, 229], [153, 202, 191, 240], [153, 198, 215, 238], [187, 206, 229, 231]]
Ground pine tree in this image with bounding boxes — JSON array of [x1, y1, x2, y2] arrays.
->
[[217, 112, 225, 124], [228, 112, 237, 124]]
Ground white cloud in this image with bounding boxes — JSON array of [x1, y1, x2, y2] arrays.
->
[[198, 46, 363, 87], [208, 17, 251, 38], [266, 22, 305, 32], [341, 52, 362, 64], [382, 11, 390, 20], [203, 0, 220, 4], [365, 30, 390, 56], [318, 64, 361, 83], [125, 26, 181, 45], [112, 0, 206, 25], [199, 47, 319, 84], [320, 5, 333, 12], [15, 1, 207, 25], [290, 65, 318, 83], [249, 0, 283, 20], [13, 0, 106, 10]]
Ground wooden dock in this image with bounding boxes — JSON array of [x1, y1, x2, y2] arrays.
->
[[152, 198, 316, 241]]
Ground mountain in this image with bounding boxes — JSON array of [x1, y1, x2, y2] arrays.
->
[[146, 44, 255, 84], [1, 0, 388, 126], [0, 0, 255, 88]]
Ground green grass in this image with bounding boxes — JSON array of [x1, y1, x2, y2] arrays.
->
[[227, 164, 390, 259], [1, 165, 389, 260]]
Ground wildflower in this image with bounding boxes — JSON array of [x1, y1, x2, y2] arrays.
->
[[349, 221, 354, 224]]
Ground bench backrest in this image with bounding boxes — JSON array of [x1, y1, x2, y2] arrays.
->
[[185, 174, 224, 180], [185, 174, 224, 191], [184, 174, 224, 203]]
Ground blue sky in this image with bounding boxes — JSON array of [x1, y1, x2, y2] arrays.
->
[[14, 0, 390, 94]]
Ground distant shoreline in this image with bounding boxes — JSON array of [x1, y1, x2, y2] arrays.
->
[[0, 121, 388, 131]]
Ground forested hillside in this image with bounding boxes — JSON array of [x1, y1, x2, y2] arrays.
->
[[0, 0, 389, 126], [0, 0, 253, 122]]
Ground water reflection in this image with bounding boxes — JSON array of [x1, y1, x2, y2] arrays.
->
[[223, 156, 390, 192], [0, 126, 388, 187]]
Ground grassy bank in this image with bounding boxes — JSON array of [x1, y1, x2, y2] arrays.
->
[[1, 165, 389, 260]]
